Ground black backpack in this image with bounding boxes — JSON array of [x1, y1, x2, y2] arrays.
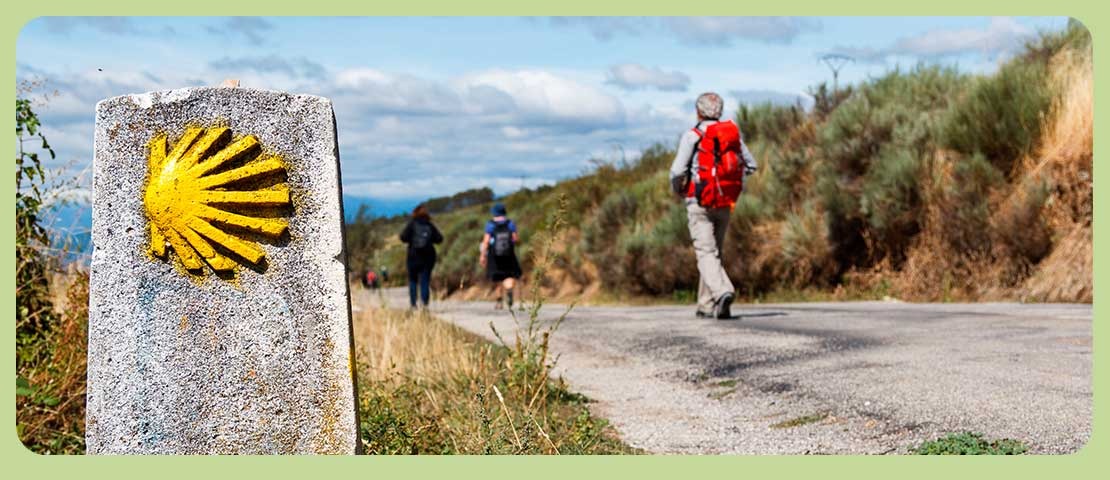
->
[[491, 221, 514, 257], [411, 222, 433, 250]]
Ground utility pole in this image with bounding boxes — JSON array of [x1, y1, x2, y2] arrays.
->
[[818, 53, 854, 92]]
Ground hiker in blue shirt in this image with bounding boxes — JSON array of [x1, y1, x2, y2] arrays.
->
[[399, 204, 443, 309], [478, 203, 522, 310]]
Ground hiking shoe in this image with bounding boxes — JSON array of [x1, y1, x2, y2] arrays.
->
[[714, 292, 734, 319]]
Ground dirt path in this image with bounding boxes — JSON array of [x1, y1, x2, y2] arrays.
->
[[358, 288, 1091, 454]]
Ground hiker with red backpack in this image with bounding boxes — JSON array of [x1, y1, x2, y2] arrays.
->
[[479, 202, 523, 310], [669, 92, 758, 319], [400, 204, 444, 309]]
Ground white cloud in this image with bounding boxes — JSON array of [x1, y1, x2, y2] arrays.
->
[[331, 68, 465, 116], [548, 16, 820, 46], [729, 89, 812, 108], [663, 17, 820, 46], [606, 63, 690, 92], [824, 17, 1036, 64], [345, 175, 558, 200], [545, 17, 649, 41], [458, 69, 625, 128], [501, 126, 527, 139], [204, 17, 274, 46], [40, 17, 161, 36], [890, 17, 1032, 58], [208, 55, 325, 79]]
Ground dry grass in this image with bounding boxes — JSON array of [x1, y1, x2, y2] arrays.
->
[[354, 299, 482, 387], [1019, 225, 1092, 302], [17, 268, 89, 454], [1012, 43, 1092, 302], [1034, 45, 1093, 230], [1031, 46, 1094, 207]]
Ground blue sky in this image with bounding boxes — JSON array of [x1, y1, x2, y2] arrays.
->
[[17, 16, 1069, 217]]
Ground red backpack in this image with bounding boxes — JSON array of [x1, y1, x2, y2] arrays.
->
[[686, 120, 744, 209]]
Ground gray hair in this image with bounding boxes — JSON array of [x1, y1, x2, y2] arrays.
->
[[695, 92, 724, 120]]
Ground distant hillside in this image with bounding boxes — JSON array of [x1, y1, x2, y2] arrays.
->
[[348, 22, 1092, 303], [342, 195, 423, 222], [39, 202, 92, 264]]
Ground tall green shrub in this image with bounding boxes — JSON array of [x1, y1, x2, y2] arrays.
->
[[16, 97, 56, 360], [942, 60, 1053, 174], [860, 147, 923, 259], [737, 102, 804, 145]]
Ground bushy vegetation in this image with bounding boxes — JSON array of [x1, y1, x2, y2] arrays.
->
[[941, 58, 1052, 174], [16, 89, 89, 454], [350, 22, 1091, 304]]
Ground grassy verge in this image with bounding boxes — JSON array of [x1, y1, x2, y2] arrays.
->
[[352, 306, 635, 454]]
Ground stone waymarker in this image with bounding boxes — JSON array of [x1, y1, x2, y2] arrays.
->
[[88, 87, 359, 454]]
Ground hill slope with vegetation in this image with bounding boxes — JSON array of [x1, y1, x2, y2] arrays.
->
[[350, 23, 1092, 304]]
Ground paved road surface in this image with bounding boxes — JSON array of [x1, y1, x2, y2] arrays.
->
[[359, 288, 1091, 454]]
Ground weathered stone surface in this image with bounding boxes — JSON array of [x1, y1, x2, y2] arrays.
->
[[88, 87, 359, 454]]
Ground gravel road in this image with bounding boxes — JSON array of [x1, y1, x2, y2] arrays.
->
[[360, 288, 1091, 454]]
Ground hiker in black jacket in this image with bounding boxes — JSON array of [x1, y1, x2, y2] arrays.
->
[[399, 204, 444, 309]]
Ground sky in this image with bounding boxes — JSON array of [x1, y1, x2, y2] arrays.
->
[[16, 16, 1069, 218]]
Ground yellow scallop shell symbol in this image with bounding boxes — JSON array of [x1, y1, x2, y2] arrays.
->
[[143, 126, 291, 274]]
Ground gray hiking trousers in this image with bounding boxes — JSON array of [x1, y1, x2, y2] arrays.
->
[[685, 199, 735, 312]]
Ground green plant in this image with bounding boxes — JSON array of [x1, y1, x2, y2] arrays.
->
[[770, 412, 829, 429], [491, 194, 573, 412], [615, 201, 697, 295], [808, 82, 854, 119], [860, 147, 924, 260], [737, 101, 804, 145], [942, 60, 1054, 174], [16, 93, 57, 352], [944, 153, 1004, 253], [914, 432, 1028, 455], [359, 391, 422, 454], [780, 202, 835, 286], [16, 89, 90, 454]]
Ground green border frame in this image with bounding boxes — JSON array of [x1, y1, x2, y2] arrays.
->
[[4, 2, 1102, 478]]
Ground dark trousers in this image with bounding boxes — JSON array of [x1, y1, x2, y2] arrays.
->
[[408, 264, 433, 307]]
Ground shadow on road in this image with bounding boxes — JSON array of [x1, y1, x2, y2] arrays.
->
[[717, 311, 788, 321]]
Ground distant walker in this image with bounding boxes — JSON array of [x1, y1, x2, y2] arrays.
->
[[479, 202, 523, 310], [400, 204, 444, 309]]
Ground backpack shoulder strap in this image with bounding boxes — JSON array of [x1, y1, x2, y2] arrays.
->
[[690, 120, 705, 139], [686, 122, 705, 172]]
